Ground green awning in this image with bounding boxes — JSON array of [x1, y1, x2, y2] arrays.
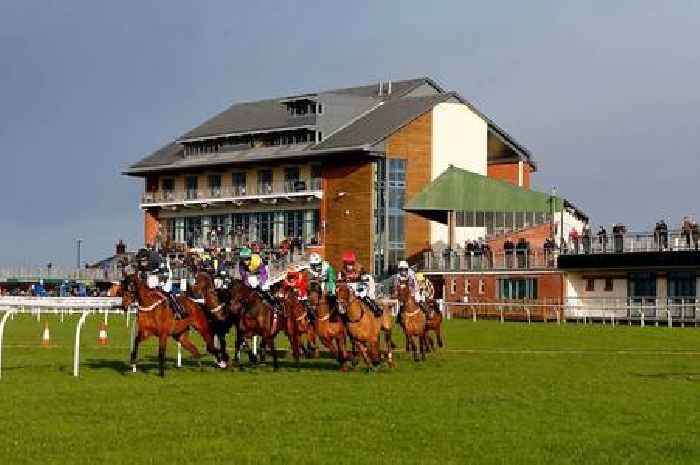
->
[[404, 165, 563, 215]]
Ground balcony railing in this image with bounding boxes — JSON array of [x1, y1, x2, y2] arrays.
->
[[560, 230, 700, 255], [422, 248, 557, 272], [141, 178, 322, 205]]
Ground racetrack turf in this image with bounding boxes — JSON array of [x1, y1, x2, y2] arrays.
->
[[1, 314, 699, 465]]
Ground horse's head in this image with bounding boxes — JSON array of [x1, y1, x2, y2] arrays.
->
[[335, 282, 353, 314], [395, 280, 411, 306], [119, 272, 137, 310], [308, 281, 322, 307], [191, 271, 212, 300]]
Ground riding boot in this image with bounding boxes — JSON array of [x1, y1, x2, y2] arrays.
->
[[302, 300, 316, 325], [167, 292, 185, 319]]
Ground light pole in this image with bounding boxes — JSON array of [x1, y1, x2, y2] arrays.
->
[[76, 239, 83, 276]]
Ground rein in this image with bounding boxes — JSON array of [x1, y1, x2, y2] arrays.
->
[[139, 296, 166, 313]]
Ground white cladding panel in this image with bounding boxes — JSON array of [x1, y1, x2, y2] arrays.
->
[[431, 102, 487, 179], [429, 102, 488, 246]]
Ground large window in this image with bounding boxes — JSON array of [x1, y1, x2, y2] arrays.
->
[[628, 272, 657, 298], [285, 210, 304, 240], [232, 172, 246, 196], [257, 170, 273, 194], [668, 272, 696, 297], [284, 166, 301, 192], [185, 176, 198, 200], [387, 159, 407, 273], [498, 278, 538, 300], [208, 174, 222, 197]]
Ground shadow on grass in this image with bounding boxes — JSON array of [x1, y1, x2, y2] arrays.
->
[[631, 372, 700, 381]]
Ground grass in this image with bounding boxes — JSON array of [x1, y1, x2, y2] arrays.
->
[[1, 314, 700, 465]]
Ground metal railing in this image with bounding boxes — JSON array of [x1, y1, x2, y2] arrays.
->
[[561, 230, 700, 255], [0, 266, 122, 283], [422, 249, 557, 272], [141, 178, 323, 204], [444, 296, 700, 326]]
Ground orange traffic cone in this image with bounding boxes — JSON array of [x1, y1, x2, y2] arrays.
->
[[41, 321, 50, 347], [98, 322, 109, 346]]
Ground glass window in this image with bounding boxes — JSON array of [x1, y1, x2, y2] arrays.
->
[[162, 178, 174, 191], [185, 176, 198, 200], [628, 272, 657, 298], [604, 278, 614, 292], [208, 174, 222, 197], [498, 278, 538, 299], [464, 211, 475, 227], [515, 211, 525, 230], [232, 172, 246, 195], [586, 279, 595, 292], [284, 167, 301, 192], [257, 169, 273, 194], [475, 211, 485, 228], [485, 212, 494, 235], [668, 272, 696, 297]]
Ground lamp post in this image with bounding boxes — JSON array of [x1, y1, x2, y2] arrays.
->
[[76, 239, 83, 278], [550, 187, 557, 241]]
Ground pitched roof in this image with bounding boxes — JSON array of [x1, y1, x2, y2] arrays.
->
[[125, 77, 535, 175], [404, 165, 563, 214], [316, 93, 453, 149]]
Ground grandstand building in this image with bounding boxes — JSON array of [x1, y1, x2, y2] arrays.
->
[[125, 77, 551, 276]]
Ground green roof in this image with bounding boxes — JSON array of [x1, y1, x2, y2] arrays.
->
[[404, 166, 563, 215]]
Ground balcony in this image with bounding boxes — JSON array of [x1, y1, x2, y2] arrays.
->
[[140, 178, 323, 208], [422, 248, 557, 272], [559, 230, 699, 255]]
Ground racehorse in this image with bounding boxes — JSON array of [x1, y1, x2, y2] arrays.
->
[[335, 282, 394, 369], [120, 271, 220, 376], [278, 286, 311, 369], [396, 283, 427, 362], [191, 271, 237, 368], [423, 298, 444, 352], [228, 279, 283, 371], [308, 282, 348, 365]]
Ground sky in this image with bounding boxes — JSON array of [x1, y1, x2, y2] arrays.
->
[[1, 0, 699, 267]]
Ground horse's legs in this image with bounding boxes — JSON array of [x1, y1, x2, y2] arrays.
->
[[355, 340, 372, 368], [436, 326, 444, 348], [269, 336, 279, 371], [383, 330, 394, 367], [129, 331, 144, 373], [176, 333, 202, 369], [420, 334, 427, 361], [158, 332, 168, 377]]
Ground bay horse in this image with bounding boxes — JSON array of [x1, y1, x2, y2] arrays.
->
[[396, 283, 427, 361], [424, 299, 444, 352], [277, 287, 310, 369], [308, 282, 348, 365], [120, 272, 220, 376], [227, 279, 283, 371], [191, 271, 237, 368], [335, 282, 393, 369]]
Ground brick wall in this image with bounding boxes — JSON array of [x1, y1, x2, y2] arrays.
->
[[144, 208, 159, 247], [487, 223, 553, 254], [385, 111, 432, 263], [439, 272, 563, 303], [322, 158, 374, 272]]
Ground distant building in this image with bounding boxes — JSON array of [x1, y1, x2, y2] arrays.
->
[[124, 77, 539, 276], [87, 240, 134, 280]]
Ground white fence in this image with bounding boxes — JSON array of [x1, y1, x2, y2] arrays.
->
[[0, 296, 131, 380]]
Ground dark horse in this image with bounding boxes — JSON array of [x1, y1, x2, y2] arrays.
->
[[191, 271, 237, 368], [120, 272, 220, 376], [227, 280, 284, 371], [277, 286, 312, 370]]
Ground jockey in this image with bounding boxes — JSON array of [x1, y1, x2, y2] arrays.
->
[[337, 251, 361, 283], [283, 266, 316, 324], [415, 272, 435, 303], [337, 251, 382, 317], [308, 253, 337, 310], [238, 246, 276, 309], [393, 260, 417, 322], [141, 249, 185, 319]]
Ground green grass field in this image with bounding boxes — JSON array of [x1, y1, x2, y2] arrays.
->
[[1, 314, 699, 465]]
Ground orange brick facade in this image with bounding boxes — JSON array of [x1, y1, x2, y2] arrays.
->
[[385, 111, 433, 262], [144, 208, 159, 246], [434, 272, 564, 304], [487, 162, 532, 190], [322, 158, 374, 272]]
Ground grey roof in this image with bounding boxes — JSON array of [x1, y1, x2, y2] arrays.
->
[[317, 93, 453, 149], [125, 76, 534, 175]]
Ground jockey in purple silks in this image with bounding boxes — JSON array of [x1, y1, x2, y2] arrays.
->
[[238, 246, 277, 310]]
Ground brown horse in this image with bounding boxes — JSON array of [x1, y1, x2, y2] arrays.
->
[[227, 279, 283, 371], [120, 272, 220, 376], [396, 283, 427, 361], [336, 282, 393, 369], [278, 287, 310, 369], [308, 282, 348, 365], [423, 299, 444, 352], [191, 271, 237, 368]]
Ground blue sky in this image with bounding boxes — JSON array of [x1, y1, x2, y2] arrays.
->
[[1, 0, 699, 266]]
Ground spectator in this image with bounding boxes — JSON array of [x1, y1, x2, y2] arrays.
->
[[612, 223, 626, 253], [581, 226, 592, 254], [544, 238, 556, 268], [503, 239, 515, 269], [568, 228, 580, 254], [465, 241, 474, 270], [597, 226, 608, 252], [516, 238, 529, 268], [654, 220, 669, 251]]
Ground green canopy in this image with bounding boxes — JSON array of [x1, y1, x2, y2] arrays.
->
[[404, 165, 563, 216]]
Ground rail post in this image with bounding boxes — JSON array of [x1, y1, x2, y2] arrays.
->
[[73, 311, 90, 377], [640, 311, 645, 328], [526, 308, 531, 325], [667, 309, 672, 328], [500, 307, 504, 324], [0, 309, 17, 380], [177, 342, 182, 368], [472, 307, 477, 323]]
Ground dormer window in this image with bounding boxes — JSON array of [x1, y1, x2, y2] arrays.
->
[[283, 97, 323, 117]]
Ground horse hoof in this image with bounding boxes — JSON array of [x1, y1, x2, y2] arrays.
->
[[217, 360, 228, 369]]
